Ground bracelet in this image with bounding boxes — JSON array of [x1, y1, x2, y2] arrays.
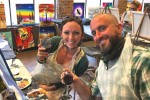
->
[[51, 85, 55, 90], [38, 58, 46, 63]]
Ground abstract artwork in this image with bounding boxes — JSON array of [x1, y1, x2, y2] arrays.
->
[[16, 4, 35, 26], [143, 3, 150, 13], [0, 4, 7, 29], [88, 7, 99, 19], [102, 2, 112, 8], [39, 26, 55, 43], [0, 31, 13, 50], [14, 26, 35, 51], [73, 3, 84, 18], [39, 4, 55, 26]]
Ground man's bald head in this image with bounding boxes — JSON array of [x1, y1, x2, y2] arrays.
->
[[90, 13, 122, 55], [91, 14, 119, 26]]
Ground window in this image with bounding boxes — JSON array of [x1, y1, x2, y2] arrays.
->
[[10, 0, 33, 25], [1, 0, 11, 26], [34, 0, 54, 24]]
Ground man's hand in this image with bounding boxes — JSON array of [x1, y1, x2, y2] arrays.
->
[[61, 69, 93, 100]]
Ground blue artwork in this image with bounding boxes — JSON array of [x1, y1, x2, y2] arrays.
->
[[73, 3, 84, 18], [88, 7, 99, 19], [39, 26, 55, 43]]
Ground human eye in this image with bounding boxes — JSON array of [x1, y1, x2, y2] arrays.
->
[[73, 31, 79, 35], [91, 31, 96, 36], [98, 26, 106, 32], [64, 31, 69, 35]]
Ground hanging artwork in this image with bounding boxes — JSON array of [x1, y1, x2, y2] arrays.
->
[[39, 4, 54, 26], [14, 26, 35, 51], [126, 0, 142, 12], [16, 4, 35, 26], [0, 31, 13, 50], [0, 4, 7, 29], [73, 3, 84, 18], [102, 2, 113, 8], [88, 7, 99, 19], [143, 3, 150, 13], [39, 26, 55, 43]]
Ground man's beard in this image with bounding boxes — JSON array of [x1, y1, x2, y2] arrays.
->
[[99, 34, 120, 56]]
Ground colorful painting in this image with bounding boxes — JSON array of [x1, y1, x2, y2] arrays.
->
[[73, 3, 84, 18], [143, 3, 150, 13], [88, 7, 99, 19], [103, 2, 112, 8], [39, 4, 54, 26], [0, 4, 7, 29], [0, 31, 13, 50], [16, 4, 35, 26], [126, 1, 142, 12], [39, 26, 55, 43], [14, 26, 35, 51]]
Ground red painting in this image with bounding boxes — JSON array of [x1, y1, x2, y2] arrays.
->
[[14, 26, 35, 51]]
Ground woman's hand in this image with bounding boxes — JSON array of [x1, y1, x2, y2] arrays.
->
[[37, 43, 49, 61], [61, 69, 80, 88]]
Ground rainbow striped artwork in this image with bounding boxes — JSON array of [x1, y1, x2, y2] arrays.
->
[[39, 4, 54, 26], [0, 4, 7, 29], [39, 26, 55, 43], [16, 4, 35, 26], [103, 2, 112, 8], [73, 3, 84, 18]]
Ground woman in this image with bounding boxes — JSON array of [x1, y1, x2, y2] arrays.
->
[[121, 0, 140, 37], [32, 16, 89, 99]]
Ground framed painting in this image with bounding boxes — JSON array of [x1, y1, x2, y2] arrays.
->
[[0, 4, 7, 29], [39, 26, 55, 43], [73, 3, 84, 18], [143, 3, 150, 13], [39, 4, 55, 26], [16, 4, 35, 26], [88, 7, 100, 19], [14, 26, 35, 51], [102, 2, 113, 8], [0, 31, 13, 50]]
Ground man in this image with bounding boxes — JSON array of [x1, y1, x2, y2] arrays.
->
[[61, 14, 150, 100]]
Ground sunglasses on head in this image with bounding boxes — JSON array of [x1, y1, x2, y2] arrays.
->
[[62, 16, 82, 22], [130, 7, 137, 11]]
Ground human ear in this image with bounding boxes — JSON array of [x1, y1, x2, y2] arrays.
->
[[81, 32, 85, 40], [60, 31, 62, 37], [117, 23, 122, 34]]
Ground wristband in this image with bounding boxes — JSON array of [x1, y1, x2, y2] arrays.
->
[[38, 58, 46, 63], [51, 85, 55, 90]]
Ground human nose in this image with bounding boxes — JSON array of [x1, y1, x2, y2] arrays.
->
[[69, 33, 74, 39], [95, 30, 102, 38]]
